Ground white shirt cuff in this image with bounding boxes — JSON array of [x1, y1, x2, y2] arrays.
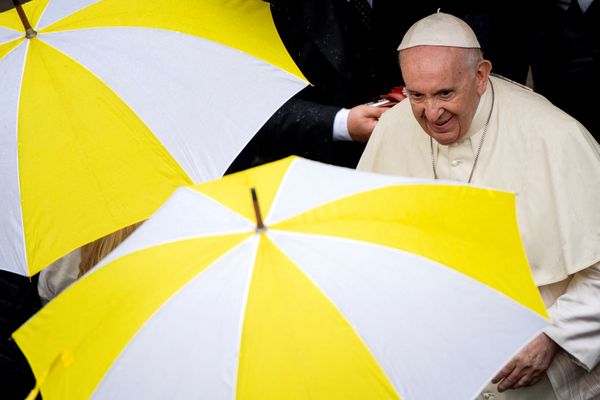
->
[[333, 108, 352, 141]]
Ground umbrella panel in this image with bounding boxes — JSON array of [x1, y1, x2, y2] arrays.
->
[[237, 235, 399, 399], [14, 233, 250, 399], [273, 185, 547, 317], [18, 38, 191, 271], [268, 230, 547, 399], [37, 0, 304, 79], [0, 36, 21, 57]]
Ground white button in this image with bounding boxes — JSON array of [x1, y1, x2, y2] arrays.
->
[[451, 160, 462, 167], [482, 393, 495, 400]]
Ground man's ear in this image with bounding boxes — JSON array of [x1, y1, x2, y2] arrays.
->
[[476, 60, 492, 95]]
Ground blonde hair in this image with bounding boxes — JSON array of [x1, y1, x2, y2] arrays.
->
[[79, 222, 143, 277]]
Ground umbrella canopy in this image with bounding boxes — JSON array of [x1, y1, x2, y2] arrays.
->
[[14, 157, 548, 400], [0, 0, 307, 276]]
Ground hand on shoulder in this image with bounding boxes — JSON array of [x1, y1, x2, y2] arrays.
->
[[347, 104, 388, 143]]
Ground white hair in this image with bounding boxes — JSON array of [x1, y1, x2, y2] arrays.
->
[[464, 48, 484, 74]]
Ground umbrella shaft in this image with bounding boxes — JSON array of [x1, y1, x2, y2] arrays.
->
[[14, 4, 37, 38], [251, 188, 265, 230]]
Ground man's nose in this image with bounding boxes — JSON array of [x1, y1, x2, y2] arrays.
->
[[423, 99, 443, 121]]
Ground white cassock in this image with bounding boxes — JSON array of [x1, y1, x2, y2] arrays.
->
[[358, 75, 600, 400]]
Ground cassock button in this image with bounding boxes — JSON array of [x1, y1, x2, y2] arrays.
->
[[451, 160, 462, 167]]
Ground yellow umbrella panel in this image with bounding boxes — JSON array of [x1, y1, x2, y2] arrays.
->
[[0, 0, 307, 276], [14, 157, 547, 399]]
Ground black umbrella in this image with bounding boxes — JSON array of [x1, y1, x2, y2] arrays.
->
[[0, 0, 31, 13]]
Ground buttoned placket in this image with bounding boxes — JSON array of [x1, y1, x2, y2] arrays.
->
[[430, 82, 492, 183], [432, 136, 478, 182]]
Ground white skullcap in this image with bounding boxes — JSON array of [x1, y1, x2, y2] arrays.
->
[[398, 11, 480, 51]]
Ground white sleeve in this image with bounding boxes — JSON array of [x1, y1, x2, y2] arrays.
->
[[332, 108, 352, 141], [38, 248, 81, 305], [544, 261, 600, 371]]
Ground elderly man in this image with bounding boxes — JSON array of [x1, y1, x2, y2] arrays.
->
[[358, 12, 600, 400]]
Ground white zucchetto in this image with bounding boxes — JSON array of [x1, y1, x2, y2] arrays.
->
[[398, 12, 480, 51]]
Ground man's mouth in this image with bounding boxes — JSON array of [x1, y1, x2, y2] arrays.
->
[[435, 116, 451, 126], [429, 115, 453, 132]]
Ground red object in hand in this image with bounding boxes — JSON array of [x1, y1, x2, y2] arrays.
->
[[369, 86, 407, 108], [380, 85, 407, 103]]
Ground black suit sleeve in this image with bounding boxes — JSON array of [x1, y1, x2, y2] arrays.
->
[[226, 94, 341, 173]]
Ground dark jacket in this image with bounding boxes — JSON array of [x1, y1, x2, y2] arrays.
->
[[228, 0, 428, 171], [0, 271, 40, 400]]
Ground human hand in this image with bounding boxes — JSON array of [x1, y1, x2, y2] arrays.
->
[[492, 333, 558, 392], [347, 104, 387, 142]]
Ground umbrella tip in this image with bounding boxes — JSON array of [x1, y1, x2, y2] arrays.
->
[[25, 28, 37, 39], [250, 188, 266, 232]]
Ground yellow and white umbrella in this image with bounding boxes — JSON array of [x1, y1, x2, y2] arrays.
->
[[14, 157, 548, 400], [0, 0, 307, 276]]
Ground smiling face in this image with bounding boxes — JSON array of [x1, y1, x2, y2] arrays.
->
[[400, 46, 491, 145]]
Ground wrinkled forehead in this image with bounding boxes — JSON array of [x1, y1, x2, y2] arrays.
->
[[400, 46, 471, 88], [399, 46, 470, 71]]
